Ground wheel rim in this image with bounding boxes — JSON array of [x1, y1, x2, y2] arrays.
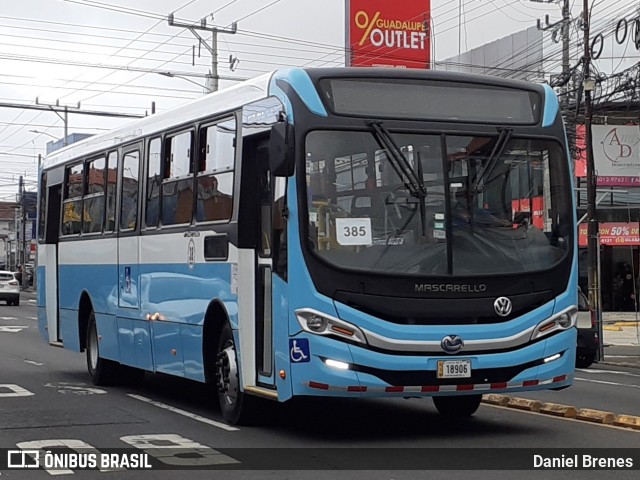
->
[[216, 343, 239, 407], [89, 325, 99, 372]]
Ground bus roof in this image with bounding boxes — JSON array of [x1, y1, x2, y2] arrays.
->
[[42, 71, 274, 170], [42, 67, 550, 170]]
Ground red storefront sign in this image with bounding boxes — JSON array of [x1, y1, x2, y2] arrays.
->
[[512, 197, 544, 229], [346, 0, 431, 69], [578, 222, 640, 247]]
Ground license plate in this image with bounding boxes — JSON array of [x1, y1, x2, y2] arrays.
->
[[437, 359, 471, 379]]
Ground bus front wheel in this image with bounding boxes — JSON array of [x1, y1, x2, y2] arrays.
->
[[86, 312, 119, 386], [215, 323, 258, 425], [433, 394, 482, 417]]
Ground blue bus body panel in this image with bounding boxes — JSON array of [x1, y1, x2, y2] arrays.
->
[[272, 274, 293, 400], [36, 265, 47, 341], [95, 312, 119, 362], [269, 68, 327, 121], [542, 84, 560, 128], [182, 324, 205, 381]]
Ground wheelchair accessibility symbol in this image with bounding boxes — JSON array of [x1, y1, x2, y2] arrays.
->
[[289, 339, 310, 363]]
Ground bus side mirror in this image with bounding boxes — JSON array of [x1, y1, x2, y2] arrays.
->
[[270, 122, 294, 177]]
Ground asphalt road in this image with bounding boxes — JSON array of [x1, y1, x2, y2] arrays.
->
[[1, 293, 639, 480]]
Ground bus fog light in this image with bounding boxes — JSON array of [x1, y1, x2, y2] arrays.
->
[[544, 353, 561, 363], [325, 359, 350, 370]]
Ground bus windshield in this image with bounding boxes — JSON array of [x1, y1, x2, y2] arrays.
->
[[305, 130, 572, 276]]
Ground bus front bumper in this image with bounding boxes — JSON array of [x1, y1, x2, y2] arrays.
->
[[289, 328, 576, 397]]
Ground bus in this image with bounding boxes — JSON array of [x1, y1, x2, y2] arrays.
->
[[37, 68, 577, 425]]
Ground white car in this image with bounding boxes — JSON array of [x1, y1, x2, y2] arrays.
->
[[0, 270, 20, 306]]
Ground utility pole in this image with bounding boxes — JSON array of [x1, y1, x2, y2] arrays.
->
[[18, 175, 27, 288], [168, 13, 238, 93], [534, 0, 571, 110], [35, 99, 79, 146], [582, 0, 602, 360]]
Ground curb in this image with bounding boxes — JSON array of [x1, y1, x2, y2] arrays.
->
[[575, 408, 615, 424], [481, 395, 640, 430], [604, 325, 623, 331], [614, 415, 640, 430]]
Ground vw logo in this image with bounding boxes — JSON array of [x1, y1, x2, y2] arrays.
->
[[494, 297, 512, 317], [441, 335, 464, 354]]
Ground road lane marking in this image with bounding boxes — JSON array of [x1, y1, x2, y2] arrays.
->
[[0, 326, 28, 333], [0, 384, 34, 397], [127, 394, 238, 432], [0, 316, 18, 320], [24, 360, 45, 366], [575, 378, 640, 389], [579, 369, 640, 379], [44, 382, 107, 395]]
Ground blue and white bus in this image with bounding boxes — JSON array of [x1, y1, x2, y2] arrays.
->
[[37, 68, 577, 424]]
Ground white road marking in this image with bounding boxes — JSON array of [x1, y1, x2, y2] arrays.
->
[[121, 434, 239, 466], [0, 316, 18, 320], [127, 394, 239, 432], [44, 382, 106, 395], [28, 299, 36, 303], [0, 384, 34, 397], [579, 369, 640, 379], [24, 360, 45, 366], [27, 316, 37, 320], [0, 326, 28, 333], [575, 377, 640, 389]]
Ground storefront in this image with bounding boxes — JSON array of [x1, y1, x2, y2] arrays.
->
[[578, 222, 640, 311]]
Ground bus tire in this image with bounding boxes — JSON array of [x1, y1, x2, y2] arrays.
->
[[433, 394, 482, 417], [215, 323, 259, 425], [86, 312, 119, 386]]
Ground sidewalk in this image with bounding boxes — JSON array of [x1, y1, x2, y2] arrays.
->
[[601, 311, 640, 368]]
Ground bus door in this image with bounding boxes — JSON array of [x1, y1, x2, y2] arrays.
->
[[40, 168, 63, 344], [117, 145, 142, 310]]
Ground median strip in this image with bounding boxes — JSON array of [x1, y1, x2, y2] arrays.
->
[[482, 395, 640, 430]]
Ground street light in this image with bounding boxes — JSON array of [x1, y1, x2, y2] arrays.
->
[[29, 129, 59, 141], [158, 72, 210, 93]]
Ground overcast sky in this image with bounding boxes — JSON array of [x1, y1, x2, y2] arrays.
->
[[0, 0, 637, 201]]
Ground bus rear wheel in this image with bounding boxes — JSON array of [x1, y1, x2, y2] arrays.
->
[[86, 312, 119, 386], [433, 394, 482, 417], [215, 323, 258, 425]]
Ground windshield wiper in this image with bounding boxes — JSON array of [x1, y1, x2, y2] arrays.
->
[[368, 121, 426, 199], [473, 128, 513, 193]]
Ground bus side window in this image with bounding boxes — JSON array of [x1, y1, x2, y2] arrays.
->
[[61, 162, 84, 236], [105, 151, 118, 232], [196, 118, 235, 223], [162, 131, 194, 226], [82, 155, 106, 234], [146, 138, 162, 228], [120, 150, 140, 231]]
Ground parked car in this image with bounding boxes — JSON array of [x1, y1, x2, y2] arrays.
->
[[0, 270, 20, 306], [576, 288, 598, 368]]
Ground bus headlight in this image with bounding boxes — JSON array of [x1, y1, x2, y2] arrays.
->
[[531, 307, 577, 340], [295, 309, 367, 344]]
